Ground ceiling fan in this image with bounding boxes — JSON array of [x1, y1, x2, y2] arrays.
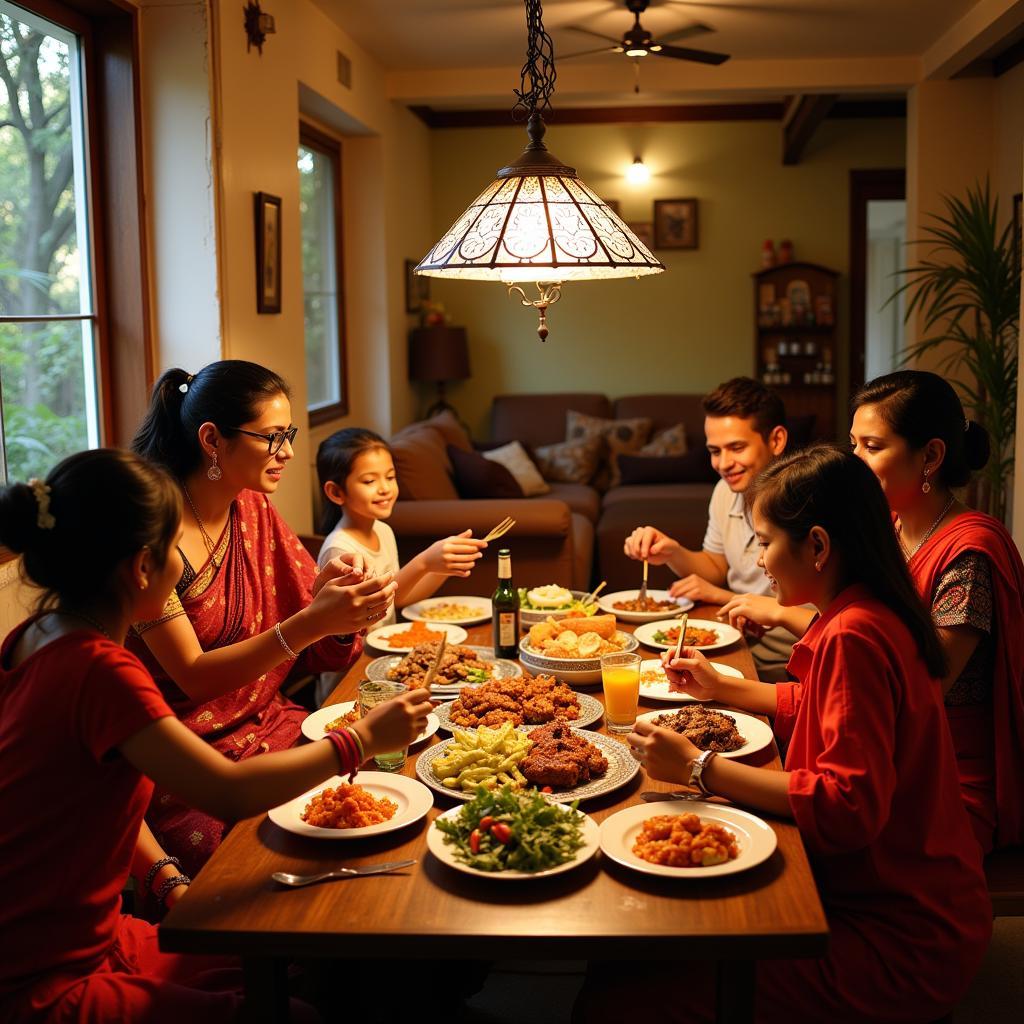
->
[[561, 0, 730, 66]]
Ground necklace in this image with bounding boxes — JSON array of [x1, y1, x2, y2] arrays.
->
[[183, 485, 216, 555], [57, 608, 113, 640], [898, 494, 956, 560]]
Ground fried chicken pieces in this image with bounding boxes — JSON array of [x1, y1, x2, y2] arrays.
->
[[521, 722, 608, 789], [448, 674, 581, 729]]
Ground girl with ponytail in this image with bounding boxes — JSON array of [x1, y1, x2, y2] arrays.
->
[[0, 450, 430, 1022], [128, 360, 397, 874]]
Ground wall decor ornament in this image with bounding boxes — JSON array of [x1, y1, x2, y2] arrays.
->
[[255, 191, 282, 314], [653, 198, 699, 250]]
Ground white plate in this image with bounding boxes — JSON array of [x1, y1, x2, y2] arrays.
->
[[633, 618, 742, 653], [599, 800, 778, 878], [427, 803, 601, 880], [597, 589, 694, 623], [433, 691, 604, 732], [402, 596, 492, 626], [415, 728, 640, 804], [267, 772, 434, 839], [300, 701, 439, 746], [365, 621, 468, 654], [638, 660, 743, 703], [635, 707, 775, 759]]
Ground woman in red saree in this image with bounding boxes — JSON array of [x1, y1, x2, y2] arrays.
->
[[129, 361, 398, 874]]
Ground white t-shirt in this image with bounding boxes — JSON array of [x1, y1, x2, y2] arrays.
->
[[317, 520, 400, 627]]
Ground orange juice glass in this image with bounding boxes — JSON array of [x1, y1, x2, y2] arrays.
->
[[601, 652, 641, 734]]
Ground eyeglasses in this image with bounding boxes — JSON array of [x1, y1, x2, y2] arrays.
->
[[229, 425, 299, 455]]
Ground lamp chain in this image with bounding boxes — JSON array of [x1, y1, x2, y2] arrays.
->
[[512, 0, 556, 120]]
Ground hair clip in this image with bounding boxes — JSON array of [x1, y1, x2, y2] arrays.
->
[[178, 373, 194, 395], [27, 478, 56, 530], [964, 419, 970, 432]]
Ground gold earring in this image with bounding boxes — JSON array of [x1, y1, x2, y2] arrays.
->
[[140, 580, 148, 590], [922, 468, 931, 494]]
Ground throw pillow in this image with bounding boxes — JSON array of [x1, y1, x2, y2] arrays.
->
[[566, 410, 652, 489], [481, 441, 550, 497], [639, 422, 688, 456], [388, 425, 459, 501], [422, 409, 473, 452], [448, 445, 523, 500], [533, 436, 603, 484]]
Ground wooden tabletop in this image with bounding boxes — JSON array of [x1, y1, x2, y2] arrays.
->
[[160, 607, 827, 964]]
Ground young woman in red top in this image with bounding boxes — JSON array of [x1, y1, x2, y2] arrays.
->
[[0, 449, 431, 1023], [578, 446, 991, 1023]]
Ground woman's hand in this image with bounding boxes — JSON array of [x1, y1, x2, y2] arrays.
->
[[628, 719, 700, 786], [718, 593, 781, 638], [623, 525, 679, 565], [422, 529, 488, 578], [312, 552, 368, 596], [352, 687, 433, 757], [306, 570, 397, 637], [661, 647, 723, 701]]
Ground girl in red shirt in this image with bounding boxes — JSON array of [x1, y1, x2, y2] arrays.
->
[[0, 449, 431, 1023], [582, 446, 991, 1023]]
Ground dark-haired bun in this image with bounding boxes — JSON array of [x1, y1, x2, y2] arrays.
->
[[0, 482, 42, 554], [964, 420, 991, 472]]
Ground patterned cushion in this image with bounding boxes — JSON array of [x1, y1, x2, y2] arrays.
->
[[534, 436, 604, 484], [566, 410, 652, 488], [639, 422, 688, 457]]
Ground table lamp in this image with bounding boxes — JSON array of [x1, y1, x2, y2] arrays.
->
[[408, 325, 470, 420]]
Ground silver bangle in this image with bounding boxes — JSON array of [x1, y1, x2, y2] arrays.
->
[[274, 622, 298, 660], [688, 749, 718, 797]]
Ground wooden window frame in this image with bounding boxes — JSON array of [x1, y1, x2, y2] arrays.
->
[[0, 0, 151, 564], [299, 121, 349, 426]]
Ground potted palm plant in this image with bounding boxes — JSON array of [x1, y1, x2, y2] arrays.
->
[[893, 180, 1020, 522]]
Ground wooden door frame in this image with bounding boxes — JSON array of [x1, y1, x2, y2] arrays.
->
[[848, 169, 906, 394]]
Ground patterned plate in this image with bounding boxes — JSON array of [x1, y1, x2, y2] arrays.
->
[[415, 727, 640, 804], [432, 691, 604, 733], [365, 646, 522, 694]]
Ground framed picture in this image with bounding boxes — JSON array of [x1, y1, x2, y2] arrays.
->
[[626, 221, 654, 251], [405, 258, 430, 314], [254, 192, 282, 314], [1013, 193, 1022, 276], [653, 198, 699, 250]]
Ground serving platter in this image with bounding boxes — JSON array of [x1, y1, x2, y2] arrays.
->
[[634, 707, 775, 759], [518, 631, 640, 686], [597, 589, 694, 623], [366, 646, 522, 696], [267, 772, 434, 839], [300, 701, 439, 746], [638, 659, 743, 703], [364, 621, 468, 654], [519, 588, 596, 628], [432, 691, 604, 733], [598, 800, 778, 878], [401, 596, 492, 626], [426, 804, 601, 880], [415, 728, 640, 804], [633, 617, 742, 653]]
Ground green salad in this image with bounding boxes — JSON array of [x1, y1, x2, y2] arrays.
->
[[434, 785, 586, 873]]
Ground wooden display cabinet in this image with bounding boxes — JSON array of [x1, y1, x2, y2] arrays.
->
[[753, 261, 839, 440]]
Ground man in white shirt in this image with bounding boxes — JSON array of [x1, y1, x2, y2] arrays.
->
[[624, 377, 793, 680]]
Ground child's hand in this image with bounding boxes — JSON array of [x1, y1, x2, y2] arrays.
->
[[312, 552, 368, 596], [423, 529, 487, 578], [661, 647, 723, 701]]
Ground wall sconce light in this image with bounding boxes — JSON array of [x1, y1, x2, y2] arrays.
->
[[244, 2, 276, 55], [626, 157, 650, 186]]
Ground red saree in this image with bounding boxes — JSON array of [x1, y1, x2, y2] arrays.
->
[[127, 490, 362, 875], [909, 510, 1024, 852]]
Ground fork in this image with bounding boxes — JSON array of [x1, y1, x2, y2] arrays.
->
[[482, 516, 515, 543], [272, 859, 417, 887], [638, 559, 649, 605]]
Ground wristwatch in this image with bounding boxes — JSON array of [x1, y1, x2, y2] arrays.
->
[[688, 749, 718, 797]]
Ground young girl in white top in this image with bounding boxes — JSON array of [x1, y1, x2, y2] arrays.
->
[[315, 429, 487, 700]]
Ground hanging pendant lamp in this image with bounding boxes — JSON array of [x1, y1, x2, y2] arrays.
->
[[415, 0, 664, 340]]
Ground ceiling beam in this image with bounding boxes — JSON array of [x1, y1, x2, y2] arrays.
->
[[922, 0, 1024, 79], [782, 94, 839, 165]]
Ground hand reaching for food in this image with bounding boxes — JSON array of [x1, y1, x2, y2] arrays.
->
[[660, 647, 723, 701], [717, 593, 781, 637], [668, 574, 731, 605], [312, 551, 368, 596], [423, 529, 488, 578], [351, 687, 433, 757], [623, 526, 679, 565], [628, 718, 700, 786]]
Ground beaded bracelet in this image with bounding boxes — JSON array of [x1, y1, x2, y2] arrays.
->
[[156, 874, 191, 908], [144, 855, 182, 896], [274, 622, 298, 660]]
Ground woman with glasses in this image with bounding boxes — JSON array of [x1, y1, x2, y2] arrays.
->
[[128, 360, 395, 875]]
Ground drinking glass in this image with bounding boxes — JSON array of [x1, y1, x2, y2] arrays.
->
[[357, 679, 408, 771], [601, 652, 641, 734]]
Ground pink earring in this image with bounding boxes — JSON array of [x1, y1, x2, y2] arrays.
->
[[207, 451, 222, 481], [922, 468, 931, 494]]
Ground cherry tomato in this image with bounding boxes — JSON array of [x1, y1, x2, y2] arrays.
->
[[541, 786, 553, 794], [491, 822, 513, 844], [478, 816, 495, 831], [469, 829, 482, 854]]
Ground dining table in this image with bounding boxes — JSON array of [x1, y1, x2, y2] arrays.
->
[[159, 603, 828, 1023]]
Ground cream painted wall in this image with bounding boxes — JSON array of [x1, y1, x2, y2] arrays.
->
[[426, 117, 905, 439]]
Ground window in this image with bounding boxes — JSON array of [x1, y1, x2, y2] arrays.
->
[[0, 0, 98, 483], [298, 122, 347, 424]]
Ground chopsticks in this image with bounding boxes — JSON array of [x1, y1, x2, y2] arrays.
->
[[423, 635, 448, 689], [580, 580, 607, 608], [482, 516, 515, 543], [672, 612, 690, 661], [638, 559, 649, 604]]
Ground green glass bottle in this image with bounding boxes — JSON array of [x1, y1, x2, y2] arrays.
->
[[492, 548, 520, 659]]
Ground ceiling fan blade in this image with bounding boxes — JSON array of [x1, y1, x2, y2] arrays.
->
[[564, 25, 623, 45], [653, 43, 730, 65], [656, 22, 713, 44], [560, 46, 621, 60]]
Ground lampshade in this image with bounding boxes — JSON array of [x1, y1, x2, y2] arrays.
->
[[408, 326, 470, 383]]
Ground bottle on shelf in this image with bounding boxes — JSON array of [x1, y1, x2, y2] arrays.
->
[[492, 548, 520, 659], [779, 239, 794, 264], [761, 239, 777, 268]]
